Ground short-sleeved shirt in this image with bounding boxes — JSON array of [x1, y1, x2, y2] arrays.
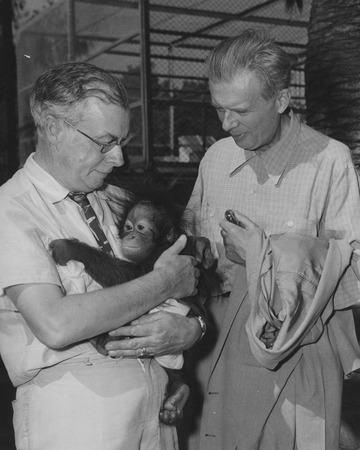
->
[[187, 112, 360, 450], [0, 153, 122, 386], [186, 112, 360, 295]]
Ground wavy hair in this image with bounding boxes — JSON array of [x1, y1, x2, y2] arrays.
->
[[30, 62, 129, 129], [206, 28, 291, 100]]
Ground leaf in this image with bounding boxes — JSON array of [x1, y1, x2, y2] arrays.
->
[[285, 0, 303, 12]]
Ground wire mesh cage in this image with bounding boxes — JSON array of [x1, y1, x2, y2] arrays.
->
[[15, 0, 310, 170]]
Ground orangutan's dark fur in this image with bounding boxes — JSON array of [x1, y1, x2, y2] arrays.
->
[[50, 183, 220, 355]]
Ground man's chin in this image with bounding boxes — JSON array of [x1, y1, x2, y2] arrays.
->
[[232, 134, 246, 146], [88, 177, 107, 191], [232, 137, 259, 152]]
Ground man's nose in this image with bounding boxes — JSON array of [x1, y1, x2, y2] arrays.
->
[[221, 110, 238, 132], [106, 144, 124, 167]]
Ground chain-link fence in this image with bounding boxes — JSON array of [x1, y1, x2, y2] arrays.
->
[[148, 0, 309, 167], [15, 0, 142, 166], [15, 0, 310, 171]]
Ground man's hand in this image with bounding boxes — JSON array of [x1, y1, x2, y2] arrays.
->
[[220, 211, 259, 265], [159, 369, 190, 425], [105, 311, 201, 358], [154, 235, 200, 300]]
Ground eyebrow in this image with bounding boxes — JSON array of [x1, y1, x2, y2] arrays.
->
[[210, 101, 249, 113], [94, 131, 133, 143], [212, 96, 256, 112]]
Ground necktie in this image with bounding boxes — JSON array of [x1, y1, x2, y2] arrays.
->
[[68, 192, 114, 256]]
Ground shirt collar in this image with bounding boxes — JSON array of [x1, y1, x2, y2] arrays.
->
[[24, 153, 70, 203], [24, 153, 110, 204], [229, 111, 301, 185]]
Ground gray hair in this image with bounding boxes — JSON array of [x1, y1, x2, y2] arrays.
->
[[30, 62, 129, 129], [206, 28, 291, 100]]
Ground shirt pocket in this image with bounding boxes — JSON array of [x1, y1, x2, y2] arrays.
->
[[259, 213, 319, 238]]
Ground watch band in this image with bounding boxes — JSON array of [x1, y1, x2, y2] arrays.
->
[[193, 315, 207, 342]]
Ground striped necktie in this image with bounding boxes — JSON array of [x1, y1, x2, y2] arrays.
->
[[68, 192, 114, 256]]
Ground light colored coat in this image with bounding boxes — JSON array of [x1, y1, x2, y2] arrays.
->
[[197, 232, 360, 450]]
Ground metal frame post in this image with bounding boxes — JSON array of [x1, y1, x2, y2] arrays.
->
[[139, 0, 152, 168], [67, 0, 75, 61]]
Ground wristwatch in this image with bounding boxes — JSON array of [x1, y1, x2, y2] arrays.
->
[[193, 315, 207, 342]]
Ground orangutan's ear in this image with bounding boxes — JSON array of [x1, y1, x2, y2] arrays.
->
[[166, 229, 176, 243]]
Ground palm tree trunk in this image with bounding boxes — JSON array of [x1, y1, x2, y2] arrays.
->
[[305, 0, 360, 162]]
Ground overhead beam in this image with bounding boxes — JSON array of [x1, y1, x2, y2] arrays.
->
[[149, 29, 307, 50], [24, 28, 307, 51], [168, 0, 281, 47], [75, 0, 308, 28]]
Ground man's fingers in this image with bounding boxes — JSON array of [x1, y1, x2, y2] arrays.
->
[[220, 219, 240, 232], [161, 234, 187, 256], [231, 211, 258, 229]]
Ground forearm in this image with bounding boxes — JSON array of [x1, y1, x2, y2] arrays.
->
[[7, 267, 176, 349], [63, 269, 175, 343]]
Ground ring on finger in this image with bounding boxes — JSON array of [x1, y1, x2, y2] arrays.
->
[[139, 347, 149, 358]]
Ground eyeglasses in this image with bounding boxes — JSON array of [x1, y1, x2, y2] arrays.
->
[[64, 119, 135, 154]]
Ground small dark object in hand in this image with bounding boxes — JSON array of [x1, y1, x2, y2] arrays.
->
[[225, 209, 245, 228]]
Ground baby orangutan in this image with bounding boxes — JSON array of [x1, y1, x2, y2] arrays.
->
[[50, 187, 219, 423], [50, 190, 213, 352]]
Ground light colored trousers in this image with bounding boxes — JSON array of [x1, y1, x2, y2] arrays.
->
[[13, 354, 178, 450]]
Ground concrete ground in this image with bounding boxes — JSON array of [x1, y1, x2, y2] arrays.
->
[[340, 370, 360, 450], [0, 360, 15, 450], [342, 308, 360, 449]]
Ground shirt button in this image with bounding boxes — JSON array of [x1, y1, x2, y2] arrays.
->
[[287, 220, 294, 227], [250, 189, 255, 194]]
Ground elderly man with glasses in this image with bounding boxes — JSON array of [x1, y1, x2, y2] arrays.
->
[[0, 62, 204, 450]]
